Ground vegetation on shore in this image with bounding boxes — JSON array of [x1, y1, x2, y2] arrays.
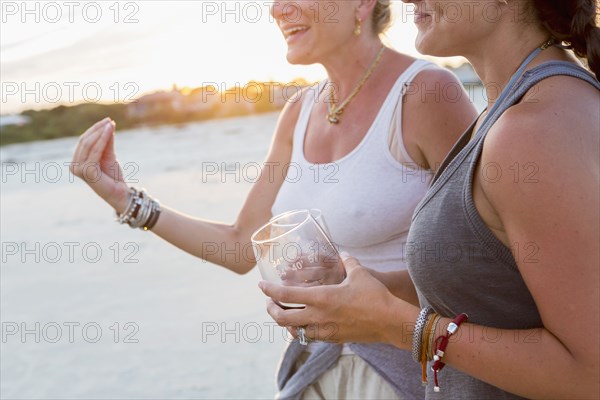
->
[[0, 80, 303, 147]]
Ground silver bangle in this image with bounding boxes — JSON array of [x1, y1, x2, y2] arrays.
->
[[412, 306, 433, 363], [115, 187, 161, 231], [115, 187, 138, 224], [131, 191, 150, 228]]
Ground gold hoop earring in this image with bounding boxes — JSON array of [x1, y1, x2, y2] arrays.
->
[[354, 17, 362, 36]]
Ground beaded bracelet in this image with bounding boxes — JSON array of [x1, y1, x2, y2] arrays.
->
[[431, 313, 468, 392], [117, 187, 139, 225]]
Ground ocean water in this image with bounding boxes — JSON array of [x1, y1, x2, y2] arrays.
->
[[1, 113, 288, 400], [1, 85, 486, 399]]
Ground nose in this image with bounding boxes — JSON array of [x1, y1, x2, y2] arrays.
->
[[270, 1, 280, 21], [270, 0, 299, 25]]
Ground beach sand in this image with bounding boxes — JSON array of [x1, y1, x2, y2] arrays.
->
[[1, 113, 289, 399]]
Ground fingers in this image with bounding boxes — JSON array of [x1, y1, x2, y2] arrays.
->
[[265, 298, 307, 327], [73, 118, 108, 160], [77, 118, 111, 153], [259, 280, 326, 307], [264, 292, 341, 343], [105, 120, 116, 154], [79, 119, 113, 162], [82, 117, 111, 140], [72, 118, 114, 179], [340, 252, 362, 275], [87, 122, 114, 163]]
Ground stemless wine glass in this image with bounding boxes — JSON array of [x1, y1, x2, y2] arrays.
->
[[270, 209, 330, 236], [252, 209, 345, 345]]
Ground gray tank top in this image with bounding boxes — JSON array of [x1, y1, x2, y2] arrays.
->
[[407, 61, 600, 399]]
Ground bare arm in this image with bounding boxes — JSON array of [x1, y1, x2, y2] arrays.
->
[[366, 269, 419, 306], [72, 95, 304, 275], [147, 101, 300, 274], [261, 76, 599, 398]]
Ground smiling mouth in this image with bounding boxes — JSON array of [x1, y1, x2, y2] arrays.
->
[[414, 12, 432, 24], [282, 26, 309, 40]]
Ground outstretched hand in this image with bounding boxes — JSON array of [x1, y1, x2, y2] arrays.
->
[[70, 118, 129, 213], [259, 254, 412, 345]]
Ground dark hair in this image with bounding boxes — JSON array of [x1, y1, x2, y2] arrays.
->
[[532, 0, 600, 79]]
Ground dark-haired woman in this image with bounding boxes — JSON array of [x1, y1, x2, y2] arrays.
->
[[261, 0, 600, 398]]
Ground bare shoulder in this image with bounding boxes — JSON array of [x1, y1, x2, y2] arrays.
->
[[405, 65, 476, 134], [480, 74, 599, 216], [518, 73, 599, 130], [484, 74, 599, 169], [413, 65, 464, 87], [402, 63, 479, 170]]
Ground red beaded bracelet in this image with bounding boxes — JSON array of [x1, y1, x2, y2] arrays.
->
[[431, 313, 468, 392]]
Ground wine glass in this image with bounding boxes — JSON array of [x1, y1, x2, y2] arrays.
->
[[252, 209, 345, 345], [269, 209, 330, 236]]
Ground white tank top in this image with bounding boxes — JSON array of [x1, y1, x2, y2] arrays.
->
[[272, 59, 436, 273]]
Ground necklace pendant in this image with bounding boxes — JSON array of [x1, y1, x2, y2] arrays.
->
[[327, 115, 340, 124]]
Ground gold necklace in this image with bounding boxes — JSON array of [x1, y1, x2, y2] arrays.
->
[[327, 45, 386, 124]]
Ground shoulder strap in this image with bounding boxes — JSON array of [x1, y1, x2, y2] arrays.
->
[[414, 61, 599, 219], [473, 61, 600, 142], [290, 82, 323, 160]]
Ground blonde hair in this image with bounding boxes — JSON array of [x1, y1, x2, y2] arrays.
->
[[372, 0, 393, 35]]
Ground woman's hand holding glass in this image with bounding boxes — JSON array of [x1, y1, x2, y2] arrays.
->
[[252, 209, 346, 344], [258, 253, 413, 347]]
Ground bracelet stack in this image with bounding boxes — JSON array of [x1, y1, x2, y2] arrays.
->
[[412, 307, 468, 392], [115, 187, 161, 231]]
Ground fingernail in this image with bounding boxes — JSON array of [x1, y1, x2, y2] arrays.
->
[[258, 281, 264, 290], [339, 251, 350, 260]]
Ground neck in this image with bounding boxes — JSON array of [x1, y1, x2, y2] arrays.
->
[[466, 25, 551, 111], [321, 36, 384, 101]]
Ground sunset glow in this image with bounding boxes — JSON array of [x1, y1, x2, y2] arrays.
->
[[0, 1, 465, 114]]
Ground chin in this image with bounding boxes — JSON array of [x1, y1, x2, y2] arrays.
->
[[286, 50, 316, 66], [415, 33, 452, 57]]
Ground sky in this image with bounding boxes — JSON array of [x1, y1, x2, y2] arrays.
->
[[0, 1, 464, 115]]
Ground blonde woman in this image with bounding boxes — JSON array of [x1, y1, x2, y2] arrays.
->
[[71, 1, 477, 398]]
